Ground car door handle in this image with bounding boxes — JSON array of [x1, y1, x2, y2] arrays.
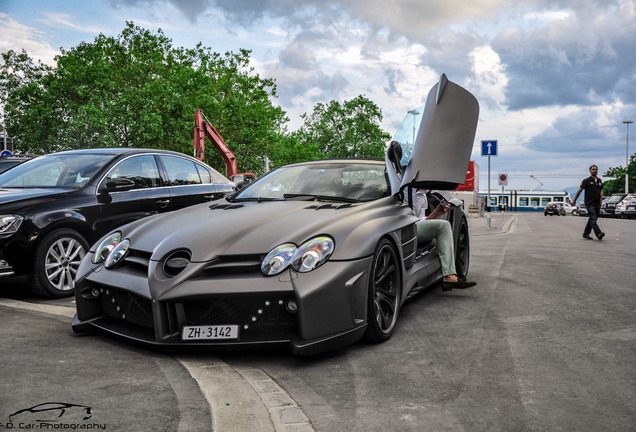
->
[[156, 199, 170, 207]]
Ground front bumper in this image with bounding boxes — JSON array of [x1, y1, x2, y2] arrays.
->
[[73, 255, 373, 355]]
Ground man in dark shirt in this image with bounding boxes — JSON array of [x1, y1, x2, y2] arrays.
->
[[572, 165, 605, 240]]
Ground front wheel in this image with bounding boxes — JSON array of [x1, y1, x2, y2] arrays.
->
[[364, 238, 401, 343], [30, 228, 89, 298]]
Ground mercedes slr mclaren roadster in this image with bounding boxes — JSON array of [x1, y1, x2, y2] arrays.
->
[[72, 74, 479, 355]]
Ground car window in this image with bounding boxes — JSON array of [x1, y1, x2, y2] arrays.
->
[[195, 163, 212, 184], [237, 163, 388, 201], [0, 161, 21, 174], [159, 155, 202, 186], [0, 154, 112, 188], [209, 168, 229, 184], [106, 155, 161, 189]]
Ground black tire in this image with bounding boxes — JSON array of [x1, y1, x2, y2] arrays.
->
[[544, 212, 548, 216], [364, 238, 401, 343], [454, 217, 470, 280], [30, 228, 89, 298]]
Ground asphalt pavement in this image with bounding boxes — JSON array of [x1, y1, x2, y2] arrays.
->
[[0, 212, 515, 432]]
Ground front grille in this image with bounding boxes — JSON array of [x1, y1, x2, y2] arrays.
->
[[111, 248, 152, 275], [181, 295, 297, 342], [201, 255, 262, 276], [99, 287, 154, 329]]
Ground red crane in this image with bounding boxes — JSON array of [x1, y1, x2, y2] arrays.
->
[[193, 109, 255, 184]]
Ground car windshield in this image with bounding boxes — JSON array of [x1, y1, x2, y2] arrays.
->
[[608, 195, 625, 203], [0, 153, 113, 189], [391, 106, 424, 167], [234, 162, 389, 202]]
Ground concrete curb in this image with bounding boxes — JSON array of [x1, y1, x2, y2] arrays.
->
[[0, 299, 313, 432], [468, 215, 516, 236]]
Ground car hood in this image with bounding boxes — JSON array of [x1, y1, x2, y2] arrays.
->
[[0, 187, 74, 206], [118, 197, 410, 262], [386, 74, 479, 194]]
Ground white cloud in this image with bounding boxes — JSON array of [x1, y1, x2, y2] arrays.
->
[[0, 13, 58, 65]]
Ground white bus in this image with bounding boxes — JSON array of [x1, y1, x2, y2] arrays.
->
[[480, 190, 572, 212]]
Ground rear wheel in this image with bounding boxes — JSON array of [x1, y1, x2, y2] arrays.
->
[[30, 228, 88, 298], [454, 217, 470, 280], [364, 238, 401, 343]]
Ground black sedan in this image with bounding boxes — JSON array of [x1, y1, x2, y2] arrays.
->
[[0, 148, 234, 298], [544, 202, 566, 216], [72, 74, 479, 355]]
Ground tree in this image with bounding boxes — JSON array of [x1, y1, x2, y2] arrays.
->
[[0, 22, 286, 175], [296, 95, 390, 159], [603, 152, 636, 195], [263, 129, 321, 170]]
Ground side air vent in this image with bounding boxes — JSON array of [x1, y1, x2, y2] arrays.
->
[[304, 203, 356, 210], [209, 203, 245, 210]]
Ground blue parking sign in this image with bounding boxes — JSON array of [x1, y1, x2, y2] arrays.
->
[[481, 140, 497, 157]]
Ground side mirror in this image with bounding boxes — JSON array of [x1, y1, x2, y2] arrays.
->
[[104, 178, 136, 192]]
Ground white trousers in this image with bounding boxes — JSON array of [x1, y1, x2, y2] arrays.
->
[[415, 219, 456, 277]]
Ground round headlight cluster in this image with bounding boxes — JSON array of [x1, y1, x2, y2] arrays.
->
[[261, 236, 334, 276], [92, 231, 130, 268]]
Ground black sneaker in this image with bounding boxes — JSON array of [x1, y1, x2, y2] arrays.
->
[[583, 234, 593, 240], [596, 232, 605, 240]]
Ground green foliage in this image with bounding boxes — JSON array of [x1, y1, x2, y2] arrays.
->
[[0, 22, 286, 175], [603, 152, 636, 195], [296, 95, 391, 159], [1, 22, 391, 177], [264, 130, 321, 170]]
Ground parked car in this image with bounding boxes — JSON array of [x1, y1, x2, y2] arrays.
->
[[0, 148, 235, 298], [544, 202, 566, 216], [72, 74, 479, 355], [575, 204, 588, 217], [601, 193, 628, 217], [561, 202, 577, 215], [622, 197, 636, 219], [0, 154, 34, 174], [616, 193, 636, 218]]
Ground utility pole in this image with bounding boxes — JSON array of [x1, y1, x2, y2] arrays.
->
[[624, 120, 633, 193]]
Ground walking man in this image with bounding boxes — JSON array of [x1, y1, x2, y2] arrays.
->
[[572, 165, 605, 240]]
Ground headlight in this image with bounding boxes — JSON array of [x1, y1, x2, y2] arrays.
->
[[0, 215, 24, 236], [261, 243, 297, 276], [92, 232, 122, 264], [291, 236, 334, 273], [105, 239, 130, 268]]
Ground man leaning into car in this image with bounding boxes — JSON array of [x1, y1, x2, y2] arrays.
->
[[572, 164, 605, 240]]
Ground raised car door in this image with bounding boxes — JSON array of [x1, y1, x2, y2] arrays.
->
[[386, 73, 479, 195]]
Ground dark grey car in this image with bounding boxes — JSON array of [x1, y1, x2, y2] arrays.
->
[[72, 75, 479, 355]]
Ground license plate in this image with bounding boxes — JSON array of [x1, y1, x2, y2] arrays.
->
[[182, 325, 239, 340]]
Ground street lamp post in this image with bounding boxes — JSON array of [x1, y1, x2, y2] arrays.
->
[[624, 120, 633, 194], [408, 109, 419, 145]]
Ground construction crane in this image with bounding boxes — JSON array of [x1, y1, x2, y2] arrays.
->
[[193, 109, 256, 184]]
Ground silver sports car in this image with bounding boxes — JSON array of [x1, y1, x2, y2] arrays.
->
[[72, 74, 479, 355]]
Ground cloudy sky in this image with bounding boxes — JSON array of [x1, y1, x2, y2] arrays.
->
[[1, 0, 635, 191]]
